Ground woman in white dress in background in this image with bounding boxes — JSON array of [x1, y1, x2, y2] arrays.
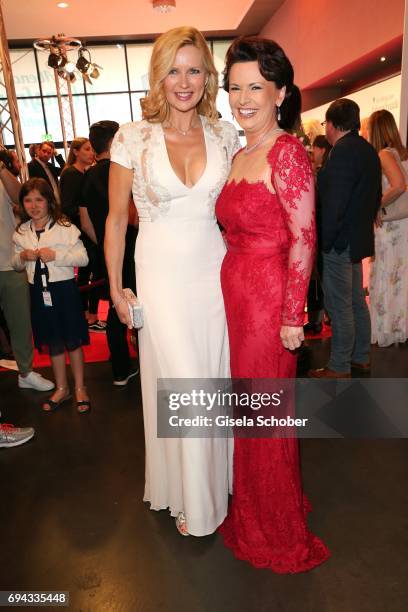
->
[[105, 27, 239, 536], [368, 110, 408, 347]]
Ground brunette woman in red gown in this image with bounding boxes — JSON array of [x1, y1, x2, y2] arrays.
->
[[216, 37, 330, 573]]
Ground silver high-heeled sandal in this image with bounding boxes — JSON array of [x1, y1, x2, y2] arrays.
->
[[175, 512, 189, 536]]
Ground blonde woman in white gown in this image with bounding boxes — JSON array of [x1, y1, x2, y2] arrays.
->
[[368, 110, 408, 347], [105, 27, 239, 536]]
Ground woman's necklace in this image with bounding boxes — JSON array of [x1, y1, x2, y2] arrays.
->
[[244, 126, 283, 155], [167, 118, 199, 136]]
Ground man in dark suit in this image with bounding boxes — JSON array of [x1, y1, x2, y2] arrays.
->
[[80, 121, 138, 386], [27, 141, 64, 202], [309, 98, 381, 378]]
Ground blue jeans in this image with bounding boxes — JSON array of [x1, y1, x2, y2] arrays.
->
[[322, 248, 371, 372]]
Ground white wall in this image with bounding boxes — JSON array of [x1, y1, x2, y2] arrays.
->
[[302, 74, 402, 129]]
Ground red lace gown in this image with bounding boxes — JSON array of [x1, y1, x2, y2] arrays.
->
[[215, 134, 330, 573]]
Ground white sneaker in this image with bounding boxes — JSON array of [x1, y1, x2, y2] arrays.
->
[[18, 371, 55, 391], [113, 366, 139, 387], [0, 424, 35, 448]]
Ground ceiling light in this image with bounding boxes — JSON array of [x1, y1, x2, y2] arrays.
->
[[76, 48, 91, 73], [48, 50, 61, 68], [57, 2, 69, 7], [153, 0, 176, 13], [34, 37, 102, 86], [89, 65, 101, 79], [380, 56, 386, 62]]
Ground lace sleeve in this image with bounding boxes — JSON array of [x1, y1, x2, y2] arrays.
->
[[269, 135, 316, 326]]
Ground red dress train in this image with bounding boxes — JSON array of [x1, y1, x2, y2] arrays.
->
[[215, 134, 330, 573]]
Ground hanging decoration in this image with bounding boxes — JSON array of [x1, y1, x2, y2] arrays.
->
[[34, 35, 102, 86], [152, 0, 176, 13]]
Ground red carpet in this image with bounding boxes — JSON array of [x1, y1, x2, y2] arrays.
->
[[3, 300, 321, 372], [33, 329, 111, 367], [304, 322, 332, 341]]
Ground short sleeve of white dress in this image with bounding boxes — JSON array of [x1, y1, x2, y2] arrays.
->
[[110, 123, 134, 170], [220, 120, 241, 161]]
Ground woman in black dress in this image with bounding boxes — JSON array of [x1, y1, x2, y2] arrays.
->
[[60, 138, 104, 330]]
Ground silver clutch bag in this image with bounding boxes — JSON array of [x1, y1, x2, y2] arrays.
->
[[122, 288, 144, 329]]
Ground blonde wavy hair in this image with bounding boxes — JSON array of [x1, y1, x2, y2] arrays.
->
[[141, 26, 219, 124], [65, 137, 90, 166], [303, 118, 323, 144], [368, 110, 408, 160]]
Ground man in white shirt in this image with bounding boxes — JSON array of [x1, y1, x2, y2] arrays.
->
[[0, 157, 54, 392]]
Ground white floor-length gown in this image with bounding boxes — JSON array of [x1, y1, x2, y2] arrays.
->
[[369, 148, 408, 347], [111, 116, 240, 536]]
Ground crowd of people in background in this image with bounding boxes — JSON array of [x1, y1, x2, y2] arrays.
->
[[303, 107, 408, 357], [0, 123, 139, 447]]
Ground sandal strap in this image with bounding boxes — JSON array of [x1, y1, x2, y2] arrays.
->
[[42, 392, 71, 412], [43, 399, 59, 412], [77, 400, 91, 413]]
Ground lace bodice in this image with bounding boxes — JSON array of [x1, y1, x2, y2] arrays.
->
[[110, 116, 240, 222], [216, 134, 316, 327]]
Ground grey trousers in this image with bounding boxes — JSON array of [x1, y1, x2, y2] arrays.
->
[[322, 248, 371, 372], [0, 270, 33, 374]]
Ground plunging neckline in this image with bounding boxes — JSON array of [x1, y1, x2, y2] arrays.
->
[[160, 115, 209, 191]]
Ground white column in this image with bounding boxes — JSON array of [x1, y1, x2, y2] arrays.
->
[[0, 0, 28, 179], [399, 0, 408, 145]]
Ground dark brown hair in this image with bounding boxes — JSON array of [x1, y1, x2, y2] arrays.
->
[[17, 178, 69, 231], [89, 120, 119, 154], [326, 98, 360, 131], [223, 36, 300, 131], [312, 135, 332, 166]]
